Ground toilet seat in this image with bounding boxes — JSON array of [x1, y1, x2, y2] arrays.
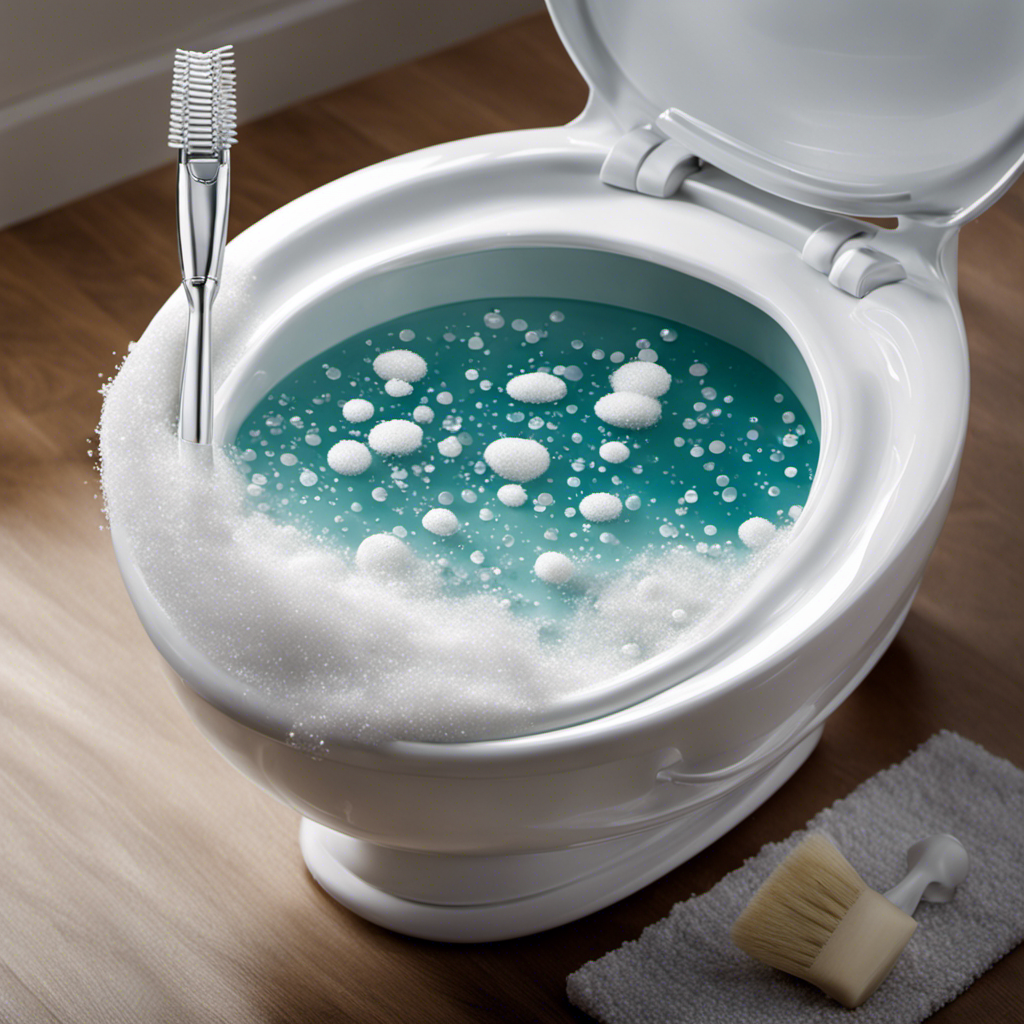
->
[[549, 0, 1024, 225], [104, 0, 1024, 940]]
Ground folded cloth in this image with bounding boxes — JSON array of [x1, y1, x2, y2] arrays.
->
[[567, 731, 1024, 1023]]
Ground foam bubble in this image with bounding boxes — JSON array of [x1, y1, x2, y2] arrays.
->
[[412, 404, 434, 424], [579, 492, 623, 522], [483, 438, 550, 482], [437, 436, 463, 458], [385, 379, 413, 397], [422, 508, 460, 536], [594, 392, 662, 429], [355, 533, 413, 575], [367, 419, 423, 456], [373, 349, 427, 382], [497, 484, 528, 507], [327, 440, 372, 476], [342, 398, 374, 423], [599, 441, 630, 464], [610, 361, 671, 397], [534, 551, 575, 584], [738, 516, 777, 548], [506, 371, 567, 404]]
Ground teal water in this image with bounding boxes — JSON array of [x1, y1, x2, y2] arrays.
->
[[233, 297, 818, 618]]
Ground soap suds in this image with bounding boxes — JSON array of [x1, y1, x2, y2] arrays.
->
[[534, 551, 575, 584], [506, 371, 567, 404], [373, 349, 427, 382], [599, 441, 630, 464], [738, 516, 777, 549], [99, 289, 804, 746], [594, 392, 662, 429], [498, 484, 528, 507], [342, 398, 374, 423], [422, 508, 460, 536], [367, 419, 423, 456], [437, 436, 463, 458], [483, 438, 551, 482], [610, 361, 671, 397], [356, 533, 413, 575], [327, 440, 372, 476], [579, 492, 623, 522]]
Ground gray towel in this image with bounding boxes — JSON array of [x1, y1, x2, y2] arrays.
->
[[567, 731, 1024, 1023]]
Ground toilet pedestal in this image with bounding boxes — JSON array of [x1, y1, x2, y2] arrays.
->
[[299, 725, 822, 942]]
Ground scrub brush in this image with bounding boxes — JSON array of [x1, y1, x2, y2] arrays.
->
[[731, 833, 969, 1008], [168, 44, 237, 444]]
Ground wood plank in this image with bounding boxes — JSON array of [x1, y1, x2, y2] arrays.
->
[[0, 12, 1021, 1024]]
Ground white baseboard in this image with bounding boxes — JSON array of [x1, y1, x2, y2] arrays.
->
[[0, 0, 544, 229]]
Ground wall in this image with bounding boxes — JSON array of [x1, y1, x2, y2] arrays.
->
[[0, 0, 544, 227]]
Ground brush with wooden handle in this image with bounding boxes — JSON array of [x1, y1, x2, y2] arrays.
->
[[731, 833, 969, 1008]]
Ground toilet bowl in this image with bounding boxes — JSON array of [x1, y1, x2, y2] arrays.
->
[[103, 0, 1023, 940]]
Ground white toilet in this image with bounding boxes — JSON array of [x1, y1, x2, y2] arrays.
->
[[105, 0, 1023, 940]]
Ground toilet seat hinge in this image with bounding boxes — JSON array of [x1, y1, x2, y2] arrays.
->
[[802, 219, 907, 298], [601, 129, 907, 299], [600, 126, 699, 198]]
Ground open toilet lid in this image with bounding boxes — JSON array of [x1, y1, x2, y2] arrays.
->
[[547, 0, 1024, 225]]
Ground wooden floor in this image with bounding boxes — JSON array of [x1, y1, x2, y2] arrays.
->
[[2, 14, 1023, 1024]]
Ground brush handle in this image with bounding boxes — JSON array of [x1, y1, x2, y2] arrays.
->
[[883, 834, 969, 915], [179, 280, 216, 444], [176, 150, 229, 445]]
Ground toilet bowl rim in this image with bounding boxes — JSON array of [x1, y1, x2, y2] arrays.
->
[[109, 128, 969, 765]]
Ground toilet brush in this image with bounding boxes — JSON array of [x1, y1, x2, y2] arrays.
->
[[731, 833, 969, 1008], [168, 44, 236, 444]]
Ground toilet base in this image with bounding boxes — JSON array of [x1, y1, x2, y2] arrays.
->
[[299, 725, 822, 942]]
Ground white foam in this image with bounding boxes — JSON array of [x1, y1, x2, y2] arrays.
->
[[599, 441, 630, 464], [738, 516, 777, 549], [373, 349, 427, 382], [594, 392, 662, 429], [367, 419, 423, 456], [483, 438, 550, 483], [385, 379, 413, 397], [437, 436, 463, 458], [99, 281, 796, 745], [412, 404, 434, 424], [579, 492, 623, 522], [422, 508, 460, 536], [356, 533, 413, 575], [610, 361, 672, 398], [506, 371, 567, 404], [342, 398, 374, 423], [497, 484, 528, 507], [327, 440, 372, 476], [534, 551, 575, 584]]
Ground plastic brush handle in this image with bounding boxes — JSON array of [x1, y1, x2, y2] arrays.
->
[[883, 834, 970, 915]]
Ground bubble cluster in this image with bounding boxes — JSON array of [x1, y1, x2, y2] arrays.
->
[[506, 371, 567, 404], [101, 291, 818, 745], [594, 392, 662, 429], [367, 419, 423, 456], [373, 349, 427, 382], [483, 437, 551, 483], [327, 440, 372, 476]]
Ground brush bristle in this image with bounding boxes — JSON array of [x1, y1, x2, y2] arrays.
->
[[168, 45, 237, 153], [731, 835, 867, 975]]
